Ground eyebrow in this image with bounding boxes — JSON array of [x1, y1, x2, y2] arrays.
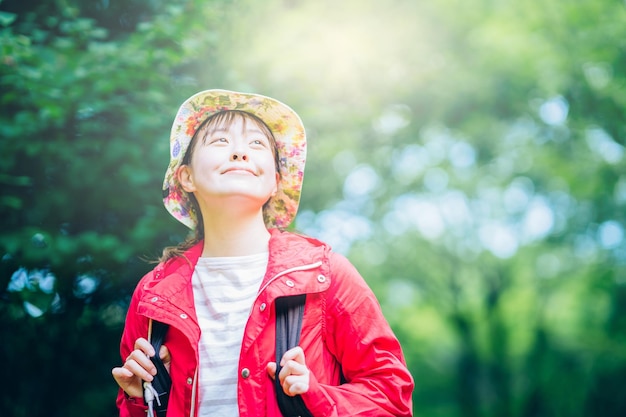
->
[[207, 126, 267, 136]]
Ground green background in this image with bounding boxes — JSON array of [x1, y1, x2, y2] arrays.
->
[[1, 0, 625, 416]]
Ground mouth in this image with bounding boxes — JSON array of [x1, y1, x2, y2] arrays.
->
[[222, 167, 257, 176]]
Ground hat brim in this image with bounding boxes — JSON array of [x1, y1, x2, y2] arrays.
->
[[162, 90, 306, 229]]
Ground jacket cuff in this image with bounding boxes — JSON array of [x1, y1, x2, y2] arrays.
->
[[301, 371, 336, 416], [122, 393, 148, 415]]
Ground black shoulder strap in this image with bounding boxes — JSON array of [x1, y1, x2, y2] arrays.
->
[[145, 320, 171, 417], [275, 295, 313, 417], [146, 302, 311, 417]]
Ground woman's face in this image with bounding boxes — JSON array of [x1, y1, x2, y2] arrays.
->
[[177, 113, 279, 215]]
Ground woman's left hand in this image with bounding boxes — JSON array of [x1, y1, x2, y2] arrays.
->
[[266, 346, 310, 396]]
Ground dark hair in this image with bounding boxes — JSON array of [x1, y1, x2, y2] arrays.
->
[[159, 110, 280, 262]]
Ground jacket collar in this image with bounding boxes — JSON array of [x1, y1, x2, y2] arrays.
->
[[266, 228, 329, 275], [151, 229, 330, 297], [159, 229, 329, 276]]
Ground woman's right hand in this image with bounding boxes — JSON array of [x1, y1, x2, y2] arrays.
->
[[112, 338, 171, 399]]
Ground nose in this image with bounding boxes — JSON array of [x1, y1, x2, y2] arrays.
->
[[231, 138, 248, 161], [231, 151, 248, 161]]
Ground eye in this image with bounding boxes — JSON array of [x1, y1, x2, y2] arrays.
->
[[250, 138, 269, 148], [209, 137, 228, 145]]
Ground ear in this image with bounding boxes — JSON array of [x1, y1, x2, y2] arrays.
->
[[177, 165, 196, 193]]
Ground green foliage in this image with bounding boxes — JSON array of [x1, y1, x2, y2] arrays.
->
[[1, 0, 626, 416], [0, 1, 229, 415]]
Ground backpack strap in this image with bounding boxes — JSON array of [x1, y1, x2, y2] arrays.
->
[[144, 319, 171, 417], [275, 295, 313, 417]]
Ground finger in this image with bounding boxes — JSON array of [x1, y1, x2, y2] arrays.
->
[[280, 346, 305, 367], [266, 362, 277, 380], [278, 360, 309, 385], [124, 357, 155, 382], [134, 337, 156, 357], [282, 374, 310, 396], [286, 380, 309, 396], [159, 345, 171, 362], [160, 345, 172, 373], [112, 366, 143, 398], [126, 349, 157, 376], [112, 366, 134, 381]]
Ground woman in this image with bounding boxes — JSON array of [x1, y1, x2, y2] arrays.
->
[[112, 89, 414, 416]]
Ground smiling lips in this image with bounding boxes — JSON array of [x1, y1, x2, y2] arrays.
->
[[223, 166, 257, 175]]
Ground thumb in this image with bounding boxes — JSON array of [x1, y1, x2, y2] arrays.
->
[[160, 345, 172, 373], [266, 362, 277, 380], [159, 345, 171, 362]]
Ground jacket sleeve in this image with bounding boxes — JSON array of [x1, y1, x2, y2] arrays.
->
[[115, 272, 152, 417], [301, 252, 414, 416]]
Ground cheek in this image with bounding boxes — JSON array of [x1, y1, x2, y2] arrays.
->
[[268, 174, 279, 195], [190, 147, 222, 170]]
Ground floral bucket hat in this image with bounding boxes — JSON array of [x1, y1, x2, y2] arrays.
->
[[162, 89, 307, 230]]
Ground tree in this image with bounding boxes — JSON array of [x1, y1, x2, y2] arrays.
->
[[0, 0, 229, 415], [213, 0, 626, 415]]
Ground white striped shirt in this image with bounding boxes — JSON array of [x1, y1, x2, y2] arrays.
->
[[192, 252, 268, 416]]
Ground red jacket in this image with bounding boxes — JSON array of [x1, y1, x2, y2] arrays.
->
[[116, 229, 414, 416]]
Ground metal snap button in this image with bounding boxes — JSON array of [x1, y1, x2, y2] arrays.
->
[[241, 368, 250, 378], [260, 303, 267, 311], [285, 280, 295, 287], [317, 275, 326, 283], [180, 313, 188, 319]]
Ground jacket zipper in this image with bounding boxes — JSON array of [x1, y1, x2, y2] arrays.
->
[[161, 261, 322, 416], [256, 261, 323, 298], [189, 368, 198, 417], [149, 266, 201, 417]]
